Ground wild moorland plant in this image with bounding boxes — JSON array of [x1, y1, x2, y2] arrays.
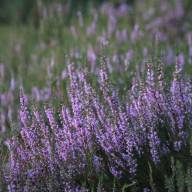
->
[[1, 54, 192, 191], [0, 0, 192, 191]]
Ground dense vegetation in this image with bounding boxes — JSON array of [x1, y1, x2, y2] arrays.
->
[[0, 0, 192, 191]]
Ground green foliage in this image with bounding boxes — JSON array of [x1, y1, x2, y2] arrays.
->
[[165, 157, 192, 192]]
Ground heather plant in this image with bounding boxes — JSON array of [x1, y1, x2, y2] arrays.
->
[[1, 0, 192, 191], [1, 55, 192, 191]]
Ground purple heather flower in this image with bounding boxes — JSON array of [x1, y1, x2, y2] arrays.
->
[[143, 188, 151, 192], [131, 24, 143, 43], [174, 140, 182, 151], [116, 29, 128, 43], [19, 88, 30, 128], [87, 46, 96, 72], [109, 164, 123, 179], [77, 11, 84, 27], [107, 14, 116, 36], [148, 130, 160, 163], [117, 3, 129, 16]]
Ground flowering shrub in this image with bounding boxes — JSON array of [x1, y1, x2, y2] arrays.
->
[[0, 1, 192, 191], [2, 55, 192, 191]]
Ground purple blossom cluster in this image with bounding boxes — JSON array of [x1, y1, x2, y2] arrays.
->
[[3, 57, 192, 191]]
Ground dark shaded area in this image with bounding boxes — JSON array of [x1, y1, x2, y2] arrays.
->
[[0, 0, 192, 25], [0, 0, 136, 24], [0, 0, 35, 24]]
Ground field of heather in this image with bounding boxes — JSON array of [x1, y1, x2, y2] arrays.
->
[[0, 0, 192, 191]]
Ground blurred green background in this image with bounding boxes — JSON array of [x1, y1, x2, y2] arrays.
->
[[0, 0, 191, 25], [0, 0, 134, 24]]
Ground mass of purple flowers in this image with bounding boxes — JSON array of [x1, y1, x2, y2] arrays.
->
[[1, 54, 192, 191]]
